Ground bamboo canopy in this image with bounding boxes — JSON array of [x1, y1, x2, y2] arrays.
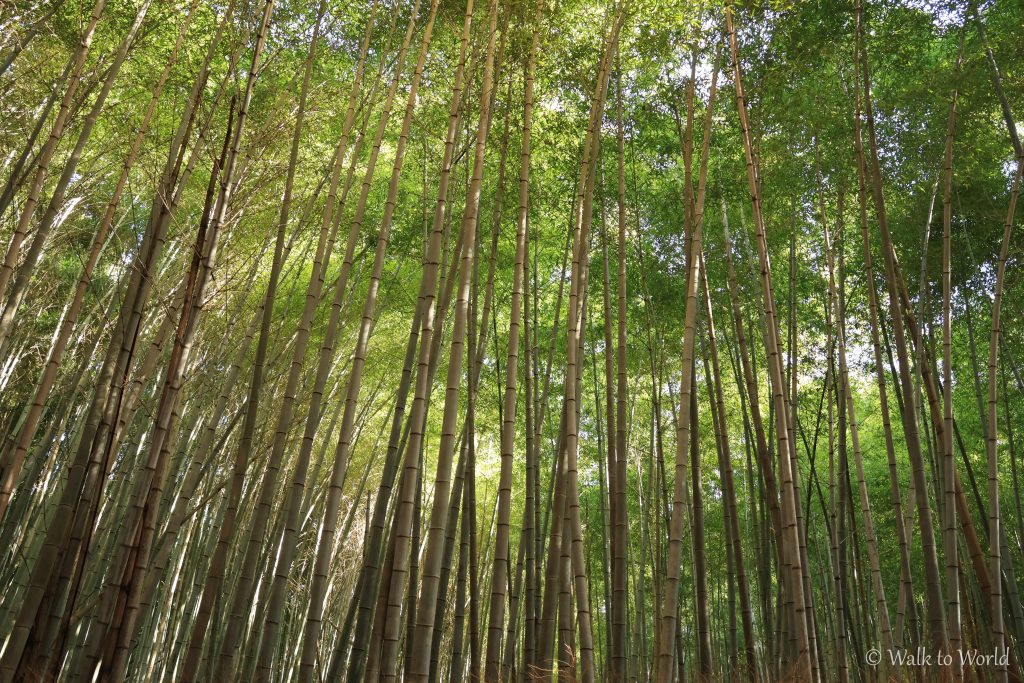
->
[[0, 0, 1022, 680]]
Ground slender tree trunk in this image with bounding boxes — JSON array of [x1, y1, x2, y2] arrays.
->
[[235, 7, 325, 676], [0, 0, 106, 302], [0, 0, 196, 519], [103, 95, 239, 683], [0, 0, 155, 350], [298, 1, 441, 679], [0, 6, 237, 675], [820, 182, 895, 666], [940, 33, 966, 671], [177, 2, 378, 678], [700, 254, 758, 680], [854, 0, 949, 656], [985, 139, 1021, 683], [610, 47, 630, 683], [401, 1, 499, 678], [484, 15, 537, 678], [724, 8, 814, 678], [557, 15, 623, 683], [658, 51, 718, 683]]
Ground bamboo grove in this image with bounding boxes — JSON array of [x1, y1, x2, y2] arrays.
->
[[0, 0, 1022, 679]]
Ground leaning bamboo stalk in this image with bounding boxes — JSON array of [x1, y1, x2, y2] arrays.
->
[[554, 14, 622, 683], [854, 0, 949, 657], [344, 0, 474, 675], [0, 0, 155, 350], [296, 1, 441, 679], [0, 0, 198, 523], [0, 7, 238, 675], [940, 31, 966, 669], [820, 187, 894, 660], [724, 7, 814, 677], [212, 0, 414, 675], [484, 12, 538, 677], [175, 0, 351, 676], [699, 252, 757, 680], [985, 143, 1021, 683], [240, 5, 326, 676], [105, 90, 242, 682], [0, 0, 106, 302], [404, 1, 500, 677], [656, 46, 718, 683]]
